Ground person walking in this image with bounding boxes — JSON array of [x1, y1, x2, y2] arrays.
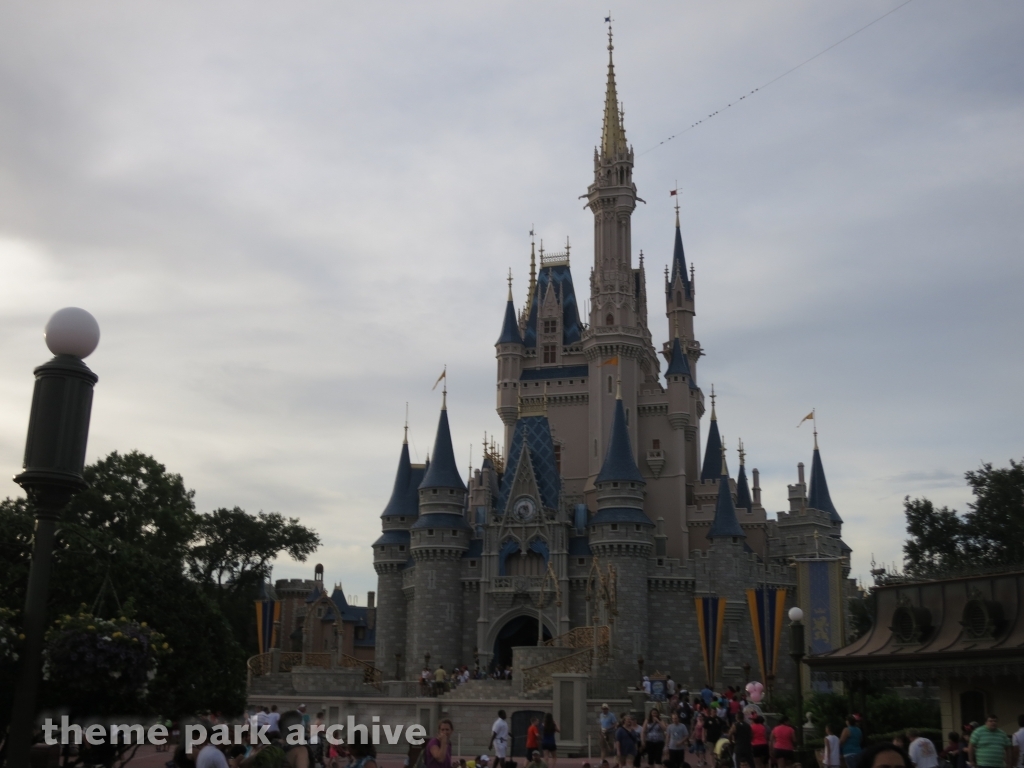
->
[[489, 710, 510, 767], [824, 724, 842, 768], [600, 705, 618, 760], [427, 720, 454, 768], [666, 711, 689, 768], [841, 716, 864, 768], [616, 715, 639, 768], [542, 713, 560, 768], [691, 712, 706, 768], [770, 715, 796, 768], [969, 715, 1012, 768], [730, 710, 754, 768], [642, 709, 666, 766], [750, 716, 769, 768], [908, 730, 939, 768], [527, 717, 542, 756]]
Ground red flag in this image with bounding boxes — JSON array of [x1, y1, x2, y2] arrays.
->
[[669, 189, 678, 196]]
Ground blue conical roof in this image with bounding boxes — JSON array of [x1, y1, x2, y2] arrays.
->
[[700, 414, 722, 482], [382, 440, 414, 518], [419, 405, 467, 492], [665, 336, 691, 378], [708, 459, 745, 539], [808, 446, 842, 524], [667, 220, 692, 300], [735, 463, 752, 513], [496, 298, 523, 345], [596, 396, 645, 485]]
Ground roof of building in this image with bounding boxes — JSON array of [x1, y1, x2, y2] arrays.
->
[[521, 365, 589, 381], [419, 404, 467, 492], [497, 415, 561, 512], [372, 529, 411, 547], [589, 507, 654, 527], [700, 408, 722, 482], [381, 439, 426, 519], [409, 512, 472, 531], [665, 336, 691, 379], [522, 264, 583, 348], [596, 395, 646, 485], [707, 457, 746, 539], [305, 583, 324, 603], [600, 34, 627, 157], [666, 217, 693, 301], [735, 463, 753, 513], [808, 445, 842, 524], [462, 538, 484, 559], [496, 297, 524, 346]]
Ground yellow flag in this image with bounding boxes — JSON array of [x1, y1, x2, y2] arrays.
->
[[432, 368, 446, 390], [796, 411, 814, 427], [602, 356, 619, 366]]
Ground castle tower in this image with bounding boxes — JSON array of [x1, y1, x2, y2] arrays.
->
[[700, 388, 723, 482], [409, 394, 471, 671], [372, 423, 425, 679], [587, 381, 654, 675], [735, 440, 753, 514], [496, 279, 525, 450], [807, 431, 843, 535], [665, 204, 696, 344]]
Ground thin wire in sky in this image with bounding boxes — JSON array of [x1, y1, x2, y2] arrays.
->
[[638, 0, 916, 156]]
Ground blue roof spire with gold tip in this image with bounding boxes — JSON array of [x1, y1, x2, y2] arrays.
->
[[419, 386, 467, 492], [700, 385, 722, 481], [497, 270, 524, 345], [596, 378, 645, 485], [708, 441, 746, 540], [735, 438, 753, 513], [808, 428, 842, 524]]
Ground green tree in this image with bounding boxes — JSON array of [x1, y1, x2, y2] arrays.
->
[[903, 458, 1024, 574]]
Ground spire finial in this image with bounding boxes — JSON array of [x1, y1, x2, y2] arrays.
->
[[615, 374, 622, 401], [813, 409, 819, 450], [710, 384, 717, 421], [404, 402, 409, 444], [738, 437, 745, 467], [507, 268, 513, 301], [442, 364, 447, 409], [673, 179, 681, 226], [720, 434, 728, 477], [606, 11, 614, 51], [566, 235, 571, 265]]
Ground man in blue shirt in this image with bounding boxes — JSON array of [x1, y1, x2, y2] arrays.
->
[[701, 685, 714, 706], [599, 704, 618, 760]]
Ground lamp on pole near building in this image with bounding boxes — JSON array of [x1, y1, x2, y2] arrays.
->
[[7, 308, 101, 768], [788, 606, 806, 748]]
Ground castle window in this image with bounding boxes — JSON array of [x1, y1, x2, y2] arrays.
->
[[578, 558, 586, 565], [451, 530, 459, 536], [469, 560, 477, 567], [635, 524, 642, 531], [399, 516, 406, 522], [612, 482, 619, 488], [652, 439, 660, 450], [543, 345, 557, 363], [427, 529, 435, 536], [605, 313, 614, 326], [658, 558, 665, 566], [675, 291, 682, 307], [399, 545, 406, 551], [610, 524, 619, 531], [543, 319, 557, 334], [449, 489, 456, 495], [432, 489, 438, 495], [553, 444, 562, 474]]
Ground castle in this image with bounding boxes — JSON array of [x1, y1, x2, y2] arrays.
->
[[371, 29, 853, 690]]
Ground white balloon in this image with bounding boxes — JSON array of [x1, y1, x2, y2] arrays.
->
[[44, 308, 100, 359]]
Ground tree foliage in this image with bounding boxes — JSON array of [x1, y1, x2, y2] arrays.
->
[[0, 450, 320, 732], [903, 458, 1024, 575]]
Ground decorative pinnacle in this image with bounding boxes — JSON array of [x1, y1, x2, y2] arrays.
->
[[720, 435, 728, 477], [710, 384, 717, 421], [606, 11, 614, 51], [615, 375, 622, 401], [441, 365, 447, 409], [738, 437, 745, 466], [674, 180, 681, 226], [404, 402, 409, 444], [507, 268, 513, 301]]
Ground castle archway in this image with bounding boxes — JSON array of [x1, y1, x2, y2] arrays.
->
[[490, 614, 552, 671]]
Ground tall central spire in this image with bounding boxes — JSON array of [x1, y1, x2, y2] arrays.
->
[[600, 24, 627, 159]]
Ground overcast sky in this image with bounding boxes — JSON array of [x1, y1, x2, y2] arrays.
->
[[1, 1, 1021, 602]]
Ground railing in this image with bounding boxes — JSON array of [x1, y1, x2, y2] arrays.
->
[[542, 625, 609, 650], [340, 653, 383, 690], [522, 648, 594, 692], [247, 652, 273, 680]]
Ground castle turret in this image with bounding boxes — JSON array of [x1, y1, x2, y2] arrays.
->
[[665, 203, 695, 341], [588, 382, 653, 673], [700, 387, 722, 482], [410, 394, 471, 671], [808, 431, 842, 529], [735, 439, 753, 514], [496, 279, 525, 448]]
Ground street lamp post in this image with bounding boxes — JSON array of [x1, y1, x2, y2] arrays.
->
[[7, 308, 100, 768], [788, 606, 806, 748]]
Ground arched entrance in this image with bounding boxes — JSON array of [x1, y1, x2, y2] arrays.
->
[[492, 615, 552, 670]]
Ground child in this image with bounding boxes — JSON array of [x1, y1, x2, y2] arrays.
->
[[824, 724, 841, 768]]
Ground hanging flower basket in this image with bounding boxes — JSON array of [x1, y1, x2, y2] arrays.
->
[[44, 610, 171, 708], [0, 607, 20, 664]]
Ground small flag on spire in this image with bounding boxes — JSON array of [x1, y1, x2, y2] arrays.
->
[[797, 410, 815, 427], [670, 189, 678, 196], [432, 368, 447, 390]]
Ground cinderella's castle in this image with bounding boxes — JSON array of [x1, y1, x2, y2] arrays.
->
[[372, 30, 854, 690]]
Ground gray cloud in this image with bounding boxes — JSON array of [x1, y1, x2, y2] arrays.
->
[[0, 1, 1021, 595]]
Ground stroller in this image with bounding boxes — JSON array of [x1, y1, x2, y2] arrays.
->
[[713, 738, 733, 768]]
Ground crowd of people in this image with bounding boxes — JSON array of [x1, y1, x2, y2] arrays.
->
[[420, 664, 513, 696]]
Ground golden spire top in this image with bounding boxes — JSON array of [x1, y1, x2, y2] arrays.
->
[[507, 268, 513, 301], [527, 233, 537, 311], [710, 383, 717, 421], [600, 15, 627, 158]]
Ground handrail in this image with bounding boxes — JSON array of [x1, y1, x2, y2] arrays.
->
[[522, 648, 594, 692]]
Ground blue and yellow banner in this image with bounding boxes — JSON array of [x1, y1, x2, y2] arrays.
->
[[255, 599, 280, 654], [694, 596, 727, 684], [746, 588, 786, 681]]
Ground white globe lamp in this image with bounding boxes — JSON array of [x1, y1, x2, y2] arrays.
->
[[788, 606, 804, 623], [44, 307, 100, 359]]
